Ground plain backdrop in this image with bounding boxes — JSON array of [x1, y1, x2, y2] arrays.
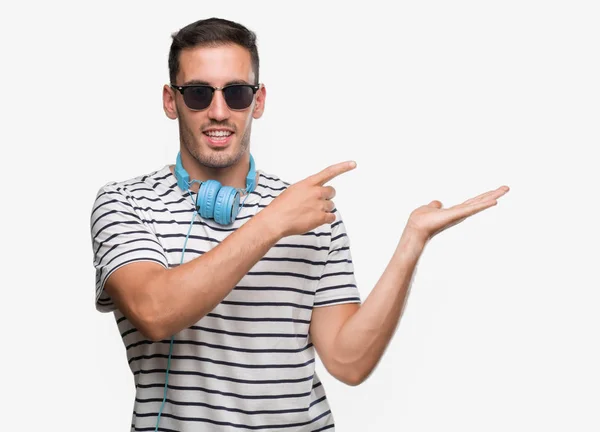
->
[[1, 1, 599, 431]]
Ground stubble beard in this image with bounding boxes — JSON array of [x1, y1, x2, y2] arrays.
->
[[179, 117, 252, 169]]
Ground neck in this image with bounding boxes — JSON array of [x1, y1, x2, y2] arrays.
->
[[172, 149, 251, 194]]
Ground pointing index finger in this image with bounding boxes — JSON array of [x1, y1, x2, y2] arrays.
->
[[311, 161, 357, 185]]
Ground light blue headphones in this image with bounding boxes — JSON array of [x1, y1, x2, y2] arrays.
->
[[174, 151, 257, 225]]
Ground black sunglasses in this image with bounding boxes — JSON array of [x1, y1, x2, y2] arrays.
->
[[170, 83, 261, 111]]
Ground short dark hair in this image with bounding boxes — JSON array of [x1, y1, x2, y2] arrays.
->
[[168, 17, 260, 85]]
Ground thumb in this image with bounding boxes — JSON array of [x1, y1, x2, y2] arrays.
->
[[428, 200, 443, 208]]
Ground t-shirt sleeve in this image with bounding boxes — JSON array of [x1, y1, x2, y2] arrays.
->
[[90, 183, 169, 313], [313, 209, 362, 307]]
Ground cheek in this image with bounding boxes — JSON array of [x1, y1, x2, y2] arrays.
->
[[180, 112, 202, 134], [238, 112, 254, 131]]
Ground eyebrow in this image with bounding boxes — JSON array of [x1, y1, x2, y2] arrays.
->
[[182, 79, 253, 86]]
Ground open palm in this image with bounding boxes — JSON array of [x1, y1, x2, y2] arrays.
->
[[406, 186, 510, 242]]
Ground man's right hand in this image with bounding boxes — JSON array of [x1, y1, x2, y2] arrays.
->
[[261, 161, 357, 238]]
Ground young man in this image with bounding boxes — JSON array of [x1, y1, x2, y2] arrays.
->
[[90, 17, 509, 432]]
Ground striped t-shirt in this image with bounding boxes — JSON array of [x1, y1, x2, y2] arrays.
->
[[90, 162, 362, 431]]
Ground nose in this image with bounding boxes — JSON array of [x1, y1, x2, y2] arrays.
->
[[207, 89, 230, 122]]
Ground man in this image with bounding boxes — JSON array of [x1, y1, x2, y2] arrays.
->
[[90, 17, 509, 432]]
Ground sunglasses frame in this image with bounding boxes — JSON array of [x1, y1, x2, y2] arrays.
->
[[170, 83, 262, 111]]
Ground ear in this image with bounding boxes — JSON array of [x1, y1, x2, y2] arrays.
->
[[163, 84, 178, 120], [252, 84, 266, 119]]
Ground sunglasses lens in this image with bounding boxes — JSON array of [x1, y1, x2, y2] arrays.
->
[[223, 85, 255, 110], [183, 86, 213, 110]]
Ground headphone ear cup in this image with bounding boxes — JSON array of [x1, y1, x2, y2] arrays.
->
[[214, 186, 240, 225], [197, 180, 222, 219]]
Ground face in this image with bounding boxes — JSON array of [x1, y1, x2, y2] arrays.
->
[[163, 44, 266, 169]]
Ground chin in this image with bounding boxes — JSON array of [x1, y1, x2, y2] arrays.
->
[[195, 142, 245, 169]]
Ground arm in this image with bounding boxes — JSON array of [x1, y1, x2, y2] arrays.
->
[[104, 210, 281, 341], [310, 186, 510, 385], [310, 227, 423, 385]]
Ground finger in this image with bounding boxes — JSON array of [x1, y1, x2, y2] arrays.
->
[[446, 198, 498, 221], [321, 186, 336, 200], [323, 200, 335, 212], [462, 186, 510, 205], [309, 161, 357, 185], [428, 200, 443, 208], [323, 212, 337, 224]]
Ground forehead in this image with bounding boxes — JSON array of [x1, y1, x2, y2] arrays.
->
[[176, 44, 255, 85]]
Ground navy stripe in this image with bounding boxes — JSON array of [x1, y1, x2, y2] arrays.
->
[[206, 311, 311, 324], [328, 246, 350, 255], [136, 382, 319, 400], [246, 271, 321, 281], [188, 325, 307, 338], [134, 426, 179, 432], [314, 297, 361, 306], [312, 424, 335, 432], [221, 300, 312, 310], [135, 397, 308, 415], [129, 353, 315, 369], [324, 258, 352, 265], [126, 339, 314, 353], [256, 183, 287, 192], [233, 285, 314, 296], [155, 231, 330, 241], [315, 283, 357, 294], [132, 408, 331, 430], [121, 328, 137, 338], [153, 172, 172, 181], [134, 368, 315, 385], [163, 246, 329, 257], [319, 271, 354, 279], [260, 174, 290, 185], [309, 395, 327, 408], [275, 243, 329, 251], [260, 256, 326, 265], [331, 233, 347, 242], [163, 250, 327, 266], [301, 231, 331, 237]]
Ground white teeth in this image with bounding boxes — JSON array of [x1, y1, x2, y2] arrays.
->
[[206, 130, 232, 137]]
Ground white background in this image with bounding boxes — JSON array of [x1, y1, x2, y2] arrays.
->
[[2, 1, 599, 431]]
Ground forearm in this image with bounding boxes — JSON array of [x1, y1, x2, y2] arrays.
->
[[148, 210, 282, 339], [333, 227, 426, 382]]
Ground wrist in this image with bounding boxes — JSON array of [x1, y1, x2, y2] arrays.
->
[[398, 226, 427, 258], [254, 208, 285, 242]]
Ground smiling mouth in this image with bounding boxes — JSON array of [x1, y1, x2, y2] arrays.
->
[[203, 130, 234, 146]]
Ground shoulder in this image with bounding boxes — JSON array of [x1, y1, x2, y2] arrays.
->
[[93, 165, 173, 203]]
